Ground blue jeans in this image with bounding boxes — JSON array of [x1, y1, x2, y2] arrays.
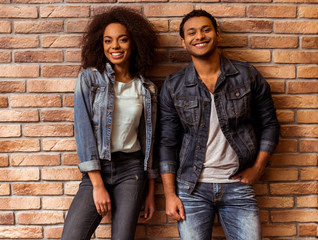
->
[[177, 181, 261, 240], [61, 151, 147, 240]]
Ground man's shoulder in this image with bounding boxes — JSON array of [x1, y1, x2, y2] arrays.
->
[[165, 63, 193, 84]]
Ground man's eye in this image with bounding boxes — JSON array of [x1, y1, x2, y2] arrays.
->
[[188, 32, 195, 36], [204, 28, 211, 33]]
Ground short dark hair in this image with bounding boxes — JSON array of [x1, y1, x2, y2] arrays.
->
[[81, 7, 158, 77], [179, 10, 218, 39]]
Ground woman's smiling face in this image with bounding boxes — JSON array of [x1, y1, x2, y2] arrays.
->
[[103, 23, 133, 68]]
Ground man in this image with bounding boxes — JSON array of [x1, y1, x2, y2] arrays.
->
[[158, 10, 279, 240]]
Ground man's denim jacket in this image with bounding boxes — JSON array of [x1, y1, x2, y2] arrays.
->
[[159, 54, 279, 193], [74, 63, 159, 179]]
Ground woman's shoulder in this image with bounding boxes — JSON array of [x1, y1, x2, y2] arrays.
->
[[141, 77, 157, 95]]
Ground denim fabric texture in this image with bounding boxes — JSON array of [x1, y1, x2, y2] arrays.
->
[[159, 54, 280, 193], [61, 151, 147, 240], [177, 181, 261, 240], [74, 63, 158, 178]]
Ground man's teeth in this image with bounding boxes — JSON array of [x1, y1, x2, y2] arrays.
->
[[195, 43, 206, 47]]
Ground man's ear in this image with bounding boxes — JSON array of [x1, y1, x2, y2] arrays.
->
[[181, 38, 186, 49]]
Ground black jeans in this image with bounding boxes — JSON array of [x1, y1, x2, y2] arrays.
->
[[61, 151, 147, 240]]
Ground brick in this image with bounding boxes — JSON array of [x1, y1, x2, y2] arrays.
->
[[256, 66, 295, 79], [257, 197, 294, 208], [302, 37, 318, 49], [28, 80, 75, 93], [0, 51, 11, 63], [276, 110, 294, 123], [0, 155, 9, 167], [91, 5, 137, 16], [298, 110, 318, 123], [0, 168, 39, 181], [223, 0, 271, 2], [149, 64, 184, 77], [43, 139, 76, 151], [270, 154, 318, 166], [200, 5, 245, 17], [289, 81, 318, 94], [0, 110, 39, 122], [297, 196, 318, 208], [0, 226, 42, 239], [275, 0, 317, 2], [17, 212, 64, 225], [254, 183, 268, 195], [0, 21, 11, 33], [14, 51, 62, 63], [44, 226, 63, 239], [270, 182, 318, 195], [0, 36, 39, 49], [268, 81, 284, 93], [42, 65, 81, 78], [274, 139, 297, 153], [222, 20, 272, 33], [11, 154, 60, 166], [262, 224, 296, 237], [42, 197, 73, 210], [298, 66, 318, 78], [275, 22, 318, 34], [40, 6, 89, 18], [0, 6, 38, 18], [0, 140, 40, 153], [169, 50, 191, 63], [223, 50, 271, 63], [148, 20, 168, 33], [0, 212, 14, 225], [13, 0, 63, 2], [95, 225, 111, 238], [0, 81, 25, 93], [10, 95, 61, 108], [41, 109, 74, 122], [0, 97, 8, 108], [144, 5, 193, 17], [13, 183, 63, 195], [63, 95, 74, 107], [69, 0, 115, 3], [274, 51, 318, 64], [0, 197, 40, 210], [170, 20, 181, 32], [148, 225, 179, 237], [300, 140, 318, 152], [300, 168, 318, 181], [248, 5, 296, 18], [281, 125, 318, 138], [66, 20, 90, 33], [271, 210, 318, 222], [65, 50, 81, 62], [299, 6, 318, 18], [158, 34, 181, 47], [64, 182, 79, 195], [42, 168, 81, 180], [15, 20, 64, 33], [219, 34, 248, 47], [24, 124, 73, 137], [42, 35, 82, 48], [139, 210, 166, 224], [250, 36, 298, 49], [0, 65, 39, 78], [63, 153, 79, 165], [0, 183, 10, 195], [0, 125, 21, 137], [273, 95, 318, 108], [261, 168, 298, 181], [299, 224, 317, 237]]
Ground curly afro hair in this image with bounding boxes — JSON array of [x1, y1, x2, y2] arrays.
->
[[81, 7, 158, 77]]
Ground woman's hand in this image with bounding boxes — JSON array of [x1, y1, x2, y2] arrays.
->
[[93, 185, 111, 217], [143, 179, 155, 221]]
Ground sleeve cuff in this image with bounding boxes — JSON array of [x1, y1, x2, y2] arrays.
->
[[78, 160, 101, 173]]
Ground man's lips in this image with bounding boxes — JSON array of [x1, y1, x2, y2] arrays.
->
[[193, 41, 209, 47]]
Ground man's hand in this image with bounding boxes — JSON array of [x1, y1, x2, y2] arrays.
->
[[165, 193, 185, 221]]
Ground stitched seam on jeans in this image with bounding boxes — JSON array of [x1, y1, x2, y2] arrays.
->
[[83, 214, 102, 240]]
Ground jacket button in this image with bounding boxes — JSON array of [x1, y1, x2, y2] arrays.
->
[[200, 124, 205, 128], [185, 102, 190, 106], [186, 185, 190, 190], [235, 92, 240, 97], [203, 102, 207, 106], [193, 166, 197, 170], [196, 146, 201, 150]]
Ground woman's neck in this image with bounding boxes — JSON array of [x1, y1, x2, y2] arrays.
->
[[114, 64, 132, 83]]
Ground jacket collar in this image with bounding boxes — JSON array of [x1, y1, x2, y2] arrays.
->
[[184, 54, 238, 87]]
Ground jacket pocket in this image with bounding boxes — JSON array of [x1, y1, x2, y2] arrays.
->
[[226, 85, 250, 118], [175, 99, 199, 125]]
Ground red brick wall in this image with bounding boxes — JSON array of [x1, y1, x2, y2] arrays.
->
[[0, 1, 317, 239]]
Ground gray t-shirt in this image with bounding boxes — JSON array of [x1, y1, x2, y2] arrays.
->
[[198, 93, 239, 183]]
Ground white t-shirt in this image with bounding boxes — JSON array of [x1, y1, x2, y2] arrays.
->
[[111, 78, 143, 153], [198, 93, 239, 183]]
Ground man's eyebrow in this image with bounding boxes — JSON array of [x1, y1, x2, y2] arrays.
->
[[186, 25, 211, 31]]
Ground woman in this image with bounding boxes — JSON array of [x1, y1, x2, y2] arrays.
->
[[61, 7, 159, 240]]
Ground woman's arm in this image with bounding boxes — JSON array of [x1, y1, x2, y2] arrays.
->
[[143, 179, 155, 221]]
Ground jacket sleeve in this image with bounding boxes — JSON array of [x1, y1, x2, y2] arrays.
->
[[251, 66, 280, 154], [74, 71, 101, 173], [158, 79, 183, 174]]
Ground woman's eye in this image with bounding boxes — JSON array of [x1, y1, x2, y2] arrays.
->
[[104, 39, 111, 44], [120, 38, 128, 43]]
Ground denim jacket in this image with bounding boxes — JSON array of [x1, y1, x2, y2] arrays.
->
[[74, 63, 159, 179], [159, 54, 279, 192]]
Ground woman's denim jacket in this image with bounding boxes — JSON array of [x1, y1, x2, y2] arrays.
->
[[159, 54, 280, 192], [74, 63, 159, 179]]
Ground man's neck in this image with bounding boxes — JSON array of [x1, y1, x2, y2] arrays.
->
[[192, 51, 221, 93]]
